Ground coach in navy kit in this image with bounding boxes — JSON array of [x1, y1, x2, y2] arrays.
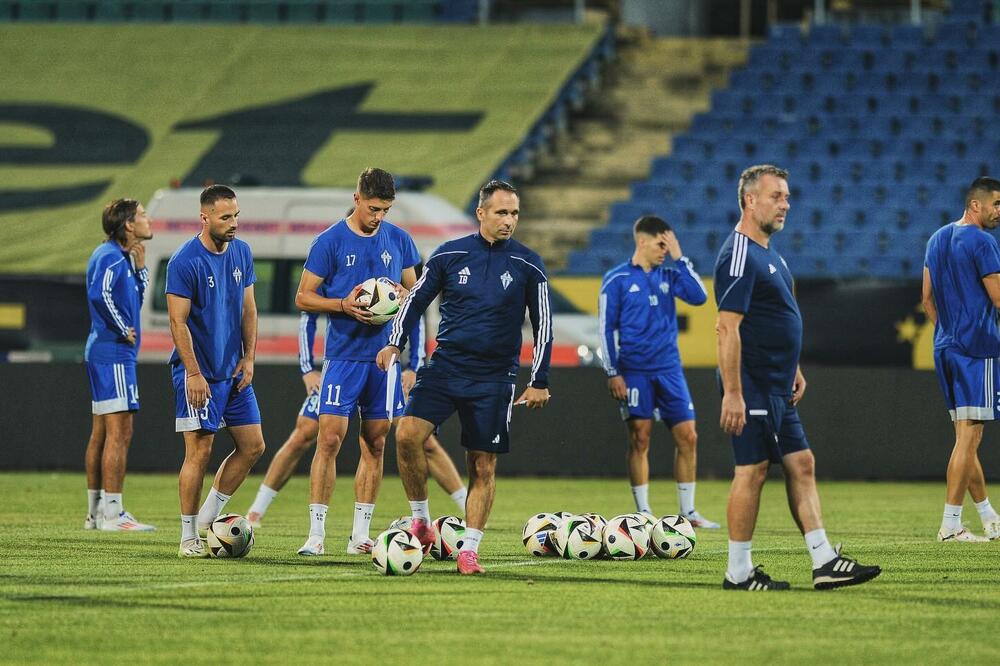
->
[[715, 164, 880, 591], [376, 179, 552, 575]]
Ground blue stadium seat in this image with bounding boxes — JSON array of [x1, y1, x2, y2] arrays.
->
[[808, 23, 846, 45], [935, 20, 978, 47], [948, 0, 989, 20], [747, 45, 796, 70], [963, 95, 1000, 117], [769, 22, 804, 43], [849, 24, 888, 46], [890, 25, 928, 48]]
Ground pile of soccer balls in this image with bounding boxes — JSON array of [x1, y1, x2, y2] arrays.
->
[[370, 515, 466, 576], [522, 511, 696, 560]]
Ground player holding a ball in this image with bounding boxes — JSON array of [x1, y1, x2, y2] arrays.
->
[[294, 167, 420, 557]]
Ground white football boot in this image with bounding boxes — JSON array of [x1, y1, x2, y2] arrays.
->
[[178, 538, 210, 558], [937, 527, 988, 542], [100, 511, 156, 532], [346, 536, 374, 555], [297, 535, 325, 556], [983, 519, 1000, 541]]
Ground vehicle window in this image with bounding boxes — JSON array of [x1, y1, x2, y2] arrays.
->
[[288, 262, 305, 311]]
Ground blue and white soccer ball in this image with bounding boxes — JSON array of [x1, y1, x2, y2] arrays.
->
[[582, 512, 608, 534], [431, 515, 466, 561], [522, 513, 560, 556], [371, 528, 424, 576], [552, 515, 603, 560], [649, 514, 697, 559], [206, 513, 254, 558], [357, 277, 400, 325], [603, 515, 649, 560]]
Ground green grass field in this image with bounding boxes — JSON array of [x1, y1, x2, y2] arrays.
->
[[1, 473, 998, 664]]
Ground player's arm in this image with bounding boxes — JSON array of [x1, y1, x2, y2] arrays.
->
[[717, 310, 746, 435], [166, 293, 210, 409], [981, 272, 1000, 311], [377, 255, 443, 370], [299, 312, 321, 394], [128, 241, 150, 306], [295, 268, 371, 324], [232, 284, 257, 392], [669, 254, 709, 307], [89, 257, 136, 345], [401, 316, 425, 396], [516, 262, 552, 410], [921, 266, 937, 326], [599, 277, 626, 401]]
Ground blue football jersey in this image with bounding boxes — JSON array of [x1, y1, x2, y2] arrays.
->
[[714, 231, 802, 395], [165, 236, 257, 381], [85, 240, 148, 363], [303, 219, 419, 362], [926, 222, 1000, 358]]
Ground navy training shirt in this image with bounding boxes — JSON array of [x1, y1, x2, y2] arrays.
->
[[714, 230, 802, 395]]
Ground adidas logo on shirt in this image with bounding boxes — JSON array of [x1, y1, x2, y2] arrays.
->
[[458, 266, 471, 285], [628, 284, 641, 293], [492, 434, 500, 444], [768, 264, 777, 274]]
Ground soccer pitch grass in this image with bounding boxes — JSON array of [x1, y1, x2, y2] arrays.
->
[[2, 474, 998, 665]]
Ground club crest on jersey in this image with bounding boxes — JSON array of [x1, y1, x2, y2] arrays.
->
[[500, 271, 513, 290], [659, 282, 670, 294], [233, 267, 243, 283], [768, 264, 777, 274], [381, 250, 392, 267], [458, 266, 471, 285]]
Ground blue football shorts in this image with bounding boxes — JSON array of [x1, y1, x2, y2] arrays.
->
[[717, 371, 809, 465], [618, 368, 695, 427], [171, 363, 261, 433], [404, 365, 516, 454], [86, 361, 139, 415], [299, 388, 321, 422], [318, 359, 404, 420], [934, 347, 1000, 421]]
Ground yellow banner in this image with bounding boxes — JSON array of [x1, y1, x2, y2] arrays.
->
[[0, 303, 26, 329]]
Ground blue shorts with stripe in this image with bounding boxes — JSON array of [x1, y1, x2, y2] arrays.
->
[[299, 388, 320, 422], [618, 368, 695, 427], [171, 363, 261, 433], [86, 361, 139, 415], [318, 359, 404, 420], [718, 371, 809, 465], [934, 347, 1000, 421], [405, 365, 516, 453]]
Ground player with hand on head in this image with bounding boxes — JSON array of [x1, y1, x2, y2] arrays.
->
[[167, 185, 266, 558], [83, 198, 155, 531], [923, 176, 1000, 542], [294, 168, 420, 556], [715, 165, 880, 590], [376, 179, 552, 575], [599, 215, 717, 528]]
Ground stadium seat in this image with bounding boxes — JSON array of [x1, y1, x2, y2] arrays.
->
[[935, 20, 978, 47], [850, 24, 888, 47], [948, 0, 989, 20], [808, 23, 845, 45], [769, 22, 803, 43], [890, 25, 928, 48]]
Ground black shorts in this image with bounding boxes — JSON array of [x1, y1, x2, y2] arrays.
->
[[404, 366, 515, 453]]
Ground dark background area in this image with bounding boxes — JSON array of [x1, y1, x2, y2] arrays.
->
[[1, 363, 989, 480]]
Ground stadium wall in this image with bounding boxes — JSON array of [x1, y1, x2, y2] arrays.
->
[[2, 364, 994, 480]]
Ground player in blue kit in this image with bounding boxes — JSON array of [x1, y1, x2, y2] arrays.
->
[[166, 185, 266, 558], [599, 215, 718, 528], [923, 176, 1000, 543], [715, 165, 880, 590], [243, 301, 468, 528], [83, 198, 155, 532], [376, 179, 552, 575], [294, 168, 421, 556]]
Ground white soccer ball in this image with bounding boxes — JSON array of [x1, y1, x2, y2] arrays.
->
[[371, 528, 424, 576], [552, 511, 574, 525], [602, 515, 650, 560], [357, 277, 400, 325], [582, 512, 608, 534], [388, 515, 413, 532], [431, 515, 466, 560], [649, 514, 697, 559], [522, 513, 560, 556], [206, 513, 254, 558], [552, 515, 603, 560]]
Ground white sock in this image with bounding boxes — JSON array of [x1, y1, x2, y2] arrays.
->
[[103, 492, 123, 520], [450, 487, 468, 514], [631, 484, 651, 514], [352, 502, 375, 541], [409, 499, 430, 522], [309, 503, 328, 538], [249, 484, 279, 517], [461, 527, 483, 553], [975, 497, 1000, 525], [181, 514, 197, 542], [804, 528, 838, 568], [942, 503, 963, 532], [726, 540, 754, 583], [677, 482, 696, 516], [197, 487, 231, 526], [87, 489, 101, 516]]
